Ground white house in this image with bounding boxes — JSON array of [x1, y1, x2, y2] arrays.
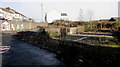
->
[[45, 9, 69, 23], [46, 9, 61, 23]]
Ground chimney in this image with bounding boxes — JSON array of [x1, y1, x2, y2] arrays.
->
[[5, 7, 11, 10]]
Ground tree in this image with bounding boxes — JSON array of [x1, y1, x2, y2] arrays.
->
[[86, 9, 94, 21], [78, 9, 83, 21], [86, 9, 94, 31]]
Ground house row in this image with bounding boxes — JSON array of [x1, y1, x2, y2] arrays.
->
[[0, 7, 34, 22], [91, 17, 120, 22]]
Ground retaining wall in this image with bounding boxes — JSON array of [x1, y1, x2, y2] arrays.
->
[[0, 20, 48, 32]]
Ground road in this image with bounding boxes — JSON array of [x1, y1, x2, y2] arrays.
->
[[0, 33, 65, 67]]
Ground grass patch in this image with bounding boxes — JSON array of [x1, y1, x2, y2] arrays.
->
[[47, 31, 59, 37], [82, 35, 113, 38], [98, 44, 120, 47]]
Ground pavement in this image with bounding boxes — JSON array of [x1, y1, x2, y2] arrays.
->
[[0, 33, 65, 66]]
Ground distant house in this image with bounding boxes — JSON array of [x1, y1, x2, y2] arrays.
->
[[46, 9, 69, 23], [109, 17, 120, 21], [99, 17, 120, 22], [46, 9, 61, 23]]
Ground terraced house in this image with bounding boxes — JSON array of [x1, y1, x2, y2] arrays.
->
[[0, 7, 48, 32], [0, 7, 34, 22], [0, 7, 14, 20]]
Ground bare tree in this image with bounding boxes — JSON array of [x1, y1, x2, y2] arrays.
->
[[86, 9, 95, 31], [77, 9, 83, 21], [86, 9, 94, 21]]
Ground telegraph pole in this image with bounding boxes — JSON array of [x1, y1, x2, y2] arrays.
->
[[41, 4, 43, 22]]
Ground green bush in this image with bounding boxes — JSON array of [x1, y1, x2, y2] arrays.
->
[[113, 21, 120, 29], [84, 22, 97, 32], [48, 31, 58, 37]]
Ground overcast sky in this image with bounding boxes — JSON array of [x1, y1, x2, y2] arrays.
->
[[0, 0, 119, 22]]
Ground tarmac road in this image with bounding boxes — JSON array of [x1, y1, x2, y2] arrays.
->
[[0, 33, 65, 67]]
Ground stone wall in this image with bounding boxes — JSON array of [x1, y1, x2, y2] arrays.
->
[[0, 20, 48, 32], [69, 26, 84, 34], [45, 26, 85, 35], [77, 26, 85, 33]]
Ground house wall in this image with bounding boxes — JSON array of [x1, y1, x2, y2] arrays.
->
[[0, 20, 48, 32], [69, 27, 77, 34], [47, 9, 61, 23], [69, 26, 85, 34]]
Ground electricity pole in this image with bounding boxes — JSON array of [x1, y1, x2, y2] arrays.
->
[[41, 4, 43, 22]]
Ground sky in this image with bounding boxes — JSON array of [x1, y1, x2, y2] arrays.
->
[[0, 0, 119, 22]]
